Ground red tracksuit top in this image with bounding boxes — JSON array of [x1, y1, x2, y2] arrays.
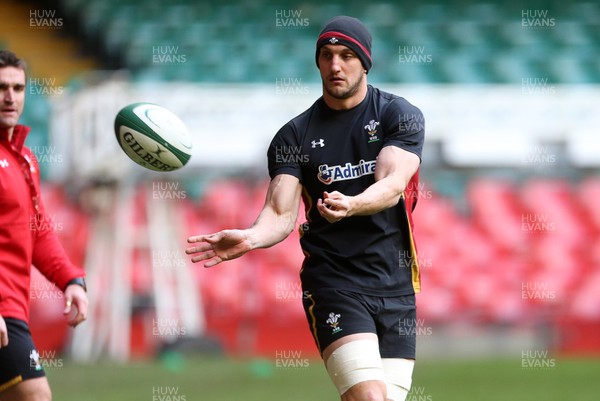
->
[[0, 124, 84, 323]]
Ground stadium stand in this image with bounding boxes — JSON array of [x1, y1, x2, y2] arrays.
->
[[29, 173, 600, 357], [52, 0, 600, 84]]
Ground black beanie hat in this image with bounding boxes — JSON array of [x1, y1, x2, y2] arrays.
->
[[315, 16, 372, 72]]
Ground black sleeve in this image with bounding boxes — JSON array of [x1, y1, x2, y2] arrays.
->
[[267, 122, 303, 181], [381, 97, 425, 162]]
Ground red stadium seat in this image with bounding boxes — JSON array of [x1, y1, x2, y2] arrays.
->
[[577, 176, 600, 232], [197, 179, 250, 230], [520, 179, 588, 246], [416, 286, 459, 323], [466, 179, 528, 253]]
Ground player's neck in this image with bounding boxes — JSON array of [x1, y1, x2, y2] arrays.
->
[[322, 82, 368, 111]]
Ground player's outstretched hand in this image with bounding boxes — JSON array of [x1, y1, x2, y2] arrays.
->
[[186, 230, 251, 267], [317, 191, 352, 223]]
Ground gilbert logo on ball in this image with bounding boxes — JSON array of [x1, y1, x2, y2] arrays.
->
[[114, 103, 192, 171]]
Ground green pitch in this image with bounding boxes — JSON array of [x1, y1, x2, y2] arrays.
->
[[46, 355, 599, 401]]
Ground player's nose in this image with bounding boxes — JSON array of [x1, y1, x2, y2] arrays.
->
[[330, 55, 342, 72], [3, 89, 15, 103]]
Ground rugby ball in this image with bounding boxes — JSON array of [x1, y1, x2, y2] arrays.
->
[[114, 102, 192, 171]]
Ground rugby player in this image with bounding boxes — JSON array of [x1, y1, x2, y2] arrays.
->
[[187, 16, 424, 401]]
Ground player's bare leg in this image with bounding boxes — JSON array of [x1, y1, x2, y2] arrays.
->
[[0, 377, 52, 401]]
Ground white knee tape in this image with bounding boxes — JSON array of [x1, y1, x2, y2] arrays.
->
[[325, 340, 386, 395], [382, 358, 414, 401]]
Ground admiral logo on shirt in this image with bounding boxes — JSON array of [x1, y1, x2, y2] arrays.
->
[[317, 159, 376, 185]]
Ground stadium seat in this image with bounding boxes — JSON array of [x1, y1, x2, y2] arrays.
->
[[577, 177, 600, 231], [521, 179, 589, 246], [196, 179, 250, 230], [466, 179, 527, 253]]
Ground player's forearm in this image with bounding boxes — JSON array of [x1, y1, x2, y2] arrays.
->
[[246, 207, 296, 250], [349, 175, 405, 216], [246, 174, 301, 249]]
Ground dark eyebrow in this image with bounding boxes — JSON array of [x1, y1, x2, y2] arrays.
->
[[0, 82, 25, 90]]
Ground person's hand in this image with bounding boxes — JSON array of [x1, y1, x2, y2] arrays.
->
[[63, 284, 88, 327], [186, 230, 251, 267], [317, 191, 353, 223], [0, 315, 8, 348]]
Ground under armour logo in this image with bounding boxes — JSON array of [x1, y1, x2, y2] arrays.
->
[[0, 159, 9, 168], [329, 37, 339, 44], [311, 139, 325, 148]]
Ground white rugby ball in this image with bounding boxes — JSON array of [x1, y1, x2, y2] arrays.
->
[[114, 102, 192, 171]]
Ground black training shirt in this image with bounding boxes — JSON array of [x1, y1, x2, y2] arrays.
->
[[268, 85, 424, 296]]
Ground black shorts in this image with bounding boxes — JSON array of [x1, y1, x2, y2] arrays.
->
[[302, 288, 416, 359], [0, 318, 46, 393]]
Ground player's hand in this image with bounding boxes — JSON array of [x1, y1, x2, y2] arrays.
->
[[63, 284, 88, 327], [0, 315, 8, 348], [186, 230, 251, 267], [317, 191, 352, 223]]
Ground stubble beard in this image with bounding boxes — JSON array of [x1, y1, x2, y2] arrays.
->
[[323, 70, 365, 100]]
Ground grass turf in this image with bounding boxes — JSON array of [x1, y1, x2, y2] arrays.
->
[[45, 355, 600, 401]]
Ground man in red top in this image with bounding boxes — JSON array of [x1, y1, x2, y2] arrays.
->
[[0, 50, 88, 401]]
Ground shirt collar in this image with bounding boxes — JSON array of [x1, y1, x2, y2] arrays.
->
[[0, 124, 31, 153]]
